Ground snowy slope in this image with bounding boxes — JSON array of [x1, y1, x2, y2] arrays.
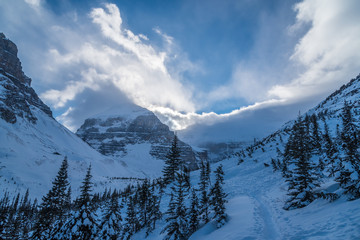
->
[[129, 74, 360, 239], [0, 101, 165, 199], [0, 33, 166, 199]]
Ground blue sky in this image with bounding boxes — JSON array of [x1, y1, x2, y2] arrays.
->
[[1, 0, 360, 142]]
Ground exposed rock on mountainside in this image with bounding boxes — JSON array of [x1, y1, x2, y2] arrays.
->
[[0, 33, 31, 86], [76, 107, 200, 170], [0, 33, 52, 124]]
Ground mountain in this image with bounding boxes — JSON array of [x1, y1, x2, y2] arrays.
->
[[236, 73, 360, 167], [76, 105, 201, 171], [0, 33, 163, 199]]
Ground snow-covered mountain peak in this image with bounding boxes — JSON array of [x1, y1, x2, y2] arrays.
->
[[91, 104, 153, 122]]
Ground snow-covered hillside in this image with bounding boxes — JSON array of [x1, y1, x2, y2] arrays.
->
[[0, 34, 166, 199]]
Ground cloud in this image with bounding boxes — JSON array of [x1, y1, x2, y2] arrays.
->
[[40, 3, 196, 116], [269, 0, 360, 103], [2, 0, 360, 140]]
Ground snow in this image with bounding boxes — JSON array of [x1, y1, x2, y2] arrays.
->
[[0, 106, 164, 199]]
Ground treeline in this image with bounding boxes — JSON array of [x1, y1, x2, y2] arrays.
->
[[270, 101, 360, 209], [0, 136, 228, 239]]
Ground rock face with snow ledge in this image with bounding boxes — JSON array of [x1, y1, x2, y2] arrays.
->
[[76, 105, 200, 171], [0, 34, 159, 198]]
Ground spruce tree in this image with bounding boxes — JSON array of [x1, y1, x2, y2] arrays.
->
[[146, 184, 162, 236], [188, 189, 200, 234], [322, 120, 338, 176], [98, 193, 122, 240], [163, 135, 182, 184], [336, 101, 360, 199], [284, 115, 320, 210], [122, 196, 140, 240], [161, 171, 189, 240], [32, 157, 70, 239], [54, 165, 98, 240], [199, 160, 210, 223], [210, 164, 227, 228]]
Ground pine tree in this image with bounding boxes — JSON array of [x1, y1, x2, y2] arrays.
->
[[98, 193, 122, 240], [163, 135, 182, 184], [309, 114, 322, 154], [284, 115, 320, 210], [32, 157, 70, 239], [199, 160, 210, 223], [122, 196, 140, 240], [54, 165, 98, 240], [5, 193, 21, 239], [0, 192, 10, 238], [161, 171, 189, 240], [322, 120, 338, 176], [336, 101, 360, 199], [146, 184, 162, 236], [188, 189, 199, 234], [210, 164, 227, 228], [137, 179, 150, 228]]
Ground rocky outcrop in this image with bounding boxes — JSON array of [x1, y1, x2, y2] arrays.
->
[[0, 33, 31, 86], [0, 33, 52, 124], [77, 109, 200, 170]]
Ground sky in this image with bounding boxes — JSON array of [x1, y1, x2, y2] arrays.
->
[[1, 0, 360, 143]]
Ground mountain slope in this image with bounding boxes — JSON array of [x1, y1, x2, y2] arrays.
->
[[0, 34, 163, 199], [136, 73, 360, 239]]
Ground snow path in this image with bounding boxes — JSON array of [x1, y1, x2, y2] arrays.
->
[[252, 196, 280, 240], [222, 161, 284, 239]]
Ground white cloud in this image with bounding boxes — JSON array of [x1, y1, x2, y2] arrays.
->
[[269, 0, 360, 102], [2, 0, 360, 136], [41, 4, 196, 117]]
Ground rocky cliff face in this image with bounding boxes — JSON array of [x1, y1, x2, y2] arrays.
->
[[0, 33, 31, 86], [76, 107, 200, 170], [0, 33, 52, 124]]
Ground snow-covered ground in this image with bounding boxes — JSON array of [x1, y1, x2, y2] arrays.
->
[[131, 156, 360, 239], [0, 107, 164, 199]]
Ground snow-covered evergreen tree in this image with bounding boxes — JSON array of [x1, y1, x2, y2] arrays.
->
[[188, 189, 199, 234], [98, 193, 122, 240], [163, 135, 182, 184], [122, 196, 140, 240], [284, 115, 320, 210], [210, 164, 227, 228], [336, 101, 360, 199], [322, 120, 339, 176], [199, 160, 210, 223], [146, 184, 162, 236], [161, 171, 189, 240], [32, 157, 70, 239], [53, 165, 98, 240]]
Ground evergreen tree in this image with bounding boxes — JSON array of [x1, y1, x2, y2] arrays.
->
[[309, 114, 322, 154], [54, 165, 98, 240], [122, 196, 140, 240], [137, 179, 150, 228], [98, 193, 122, 240], [161, 171, 189, 240], [146, 184, 162, 236], [210, 164, 227, 228], [32, 157, 70, 239], [336, 101, 360, 199], [284, 115, 320, 210], [163, 135, 182, 184], [188, 189, 200, 234], [0, 192, 10, 238], [322, 120, 338, 176], [199, 160, 210, 223]]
